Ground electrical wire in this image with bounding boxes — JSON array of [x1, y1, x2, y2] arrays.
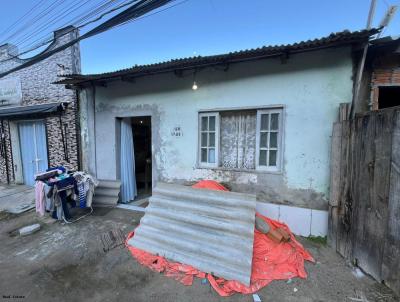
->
[[0, 0, 66, 45], [119, 0, 188, 27], [12, 0, 130, 55], [71, 0, 126, 26], [0, 0, 174, 72], [12, 0, 91, 47], [3, 0, 117, 49], [1, 0, 186, 63], [0, 0, 50, 39], [1, 0, 129, 59]]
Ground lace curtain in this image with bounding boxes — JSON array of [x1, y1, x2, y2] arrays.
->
[[220, 111, 256, 169]]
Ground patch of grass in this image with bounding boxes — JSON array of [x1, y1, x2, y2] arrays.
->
[[306, 235, 327, 245]]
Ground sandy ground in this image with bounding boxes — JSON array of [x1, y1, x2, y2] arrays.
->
[[0, 207, 398, 302]]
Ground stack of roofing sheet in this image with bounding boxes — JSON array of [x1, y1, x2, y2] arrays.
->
[[127, 182, 256, 286]]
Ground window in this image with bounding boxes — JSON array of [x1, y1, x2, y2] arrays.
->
[[199, 113, 219, 167], [220, 110, 256, 169], [378, 86, 400, 109], [256, 109, 283, 171], [198, 107, 283, 172]]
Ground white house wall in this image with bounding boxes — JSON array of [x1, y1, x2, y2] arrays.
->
[[89, 46, 353, 211]]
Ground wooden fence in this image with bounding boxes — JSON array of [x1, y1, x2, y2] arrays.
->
[[328, 107, 400, 296]]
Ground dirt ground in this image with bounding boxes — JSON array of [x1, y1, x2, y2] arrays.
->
[[0, 208, 398, 302]]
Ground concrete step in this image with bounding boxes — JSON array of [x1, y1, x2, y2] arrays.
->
[[94, 187, 120, 198], [93, 195, 119, 206], [98, 179, 121, 189], [93, 179, 121, 206]]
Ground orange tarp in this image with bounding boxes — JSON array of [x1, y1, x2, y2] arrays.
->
[[125, 180, 314, 296]]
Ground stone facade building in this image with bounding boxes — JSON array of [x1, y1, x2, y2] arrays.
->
[[0, 26, 80, 185]]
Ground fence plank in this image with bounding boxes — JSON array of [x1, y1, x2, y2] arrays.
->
[[351, 111, 393, 281], [328, 123, 343, 249], [330, 123, 342, 207], [336, 120, 351, 257], [382, 110, 400, 296], [330, 108, 400, 296], [328, 206, 339, 250]]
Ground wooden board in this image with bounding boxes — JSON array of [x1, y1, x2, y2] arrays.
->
[[382, 110, 400, 296], [328, 123, 342, 249], [336, 120, 351, 258], [329, 123, 342, 207], [351, 111, 393, 281], [330, 107, 400, 296]]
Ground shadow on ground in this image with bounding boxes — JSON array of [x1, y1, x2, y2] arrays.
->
[[0, 208, 397, 302]]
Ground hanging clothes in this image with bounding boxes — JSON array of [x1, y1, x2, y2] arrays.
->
[[35, 181, 45, 216], [73, 171, 98, 208], [120, 118, 137, 203]]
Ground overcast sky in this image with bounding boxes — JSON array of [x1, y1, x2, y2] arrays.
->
[[0, 0, 399, 74]]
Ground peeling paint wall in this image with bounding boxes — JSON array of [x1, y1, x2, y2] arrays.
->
[[88, 47, 354, 210]]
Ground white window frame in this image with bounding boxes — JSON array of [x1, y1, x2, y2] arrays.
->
[[255, 108, 283, 172], [198, 112, 219, 168]]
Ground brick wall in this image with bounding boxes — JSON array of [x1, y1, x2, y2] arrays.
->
[[0, 26, 81, 183], [370, 54, 400, 110]]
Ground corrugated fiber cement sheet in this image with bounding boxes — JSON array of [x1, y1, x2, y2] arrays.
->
[[127, 182, 256, 286]]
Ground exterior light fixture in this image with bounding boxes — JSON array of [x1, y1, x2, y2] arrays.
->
[[192, 70, 199, 91]]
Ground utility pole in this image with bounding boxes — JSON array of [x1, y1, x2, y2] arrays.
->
[[377, 5, 398, 38], [350, 0, 377, 118]]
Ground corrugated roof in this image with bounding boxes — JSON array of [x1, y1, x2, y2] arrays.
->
[[57, 28, 379, 85]]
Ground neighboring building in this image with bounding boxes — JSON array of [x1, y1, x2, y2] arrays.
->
[[57, 29, 377, 236], [361, 36, 400, 111], [0, 26, 81, 186]]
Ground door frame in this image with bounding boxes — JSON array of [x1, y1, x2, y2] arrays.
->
[[115, 114, 154, 191], [10, 119, 49, 184]]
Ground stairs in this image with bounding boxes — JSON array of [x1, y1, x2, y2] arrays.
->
[[93, 180, 121, 206]]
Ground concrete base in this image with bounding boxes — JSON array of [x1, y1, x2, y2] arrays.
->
[[256, 202, 328, 237]]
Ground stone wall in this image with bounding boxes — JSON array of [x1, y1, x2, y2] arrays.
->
[[0, 26, 80, 183]]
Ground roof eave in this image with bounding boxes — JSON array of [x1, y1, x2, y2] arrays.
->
[[55, 28, 379, 87]]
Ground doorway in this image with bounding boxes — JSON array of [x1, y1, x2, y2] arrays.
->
[[132, 116, 152, 201], [18, 121, 48, 186], [119, 116, 152, 204]]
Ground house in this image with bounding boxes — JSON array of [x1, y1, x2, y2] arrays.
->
[[0, 26, 81, 186], [57, 29, 378, 236]]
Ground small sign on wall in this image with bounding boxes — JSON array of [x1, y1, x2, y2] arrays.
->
[[0, 77, 22, 106], [171, 126, 183, 137]]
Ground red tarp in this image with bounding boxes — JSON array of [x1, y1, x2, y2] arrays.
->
[[125, 180, 314, 296], [191, 180, 229, 192]]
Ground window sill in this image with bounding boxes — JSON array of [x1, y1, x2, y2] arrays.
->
[[195, 165, 283, 175]]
